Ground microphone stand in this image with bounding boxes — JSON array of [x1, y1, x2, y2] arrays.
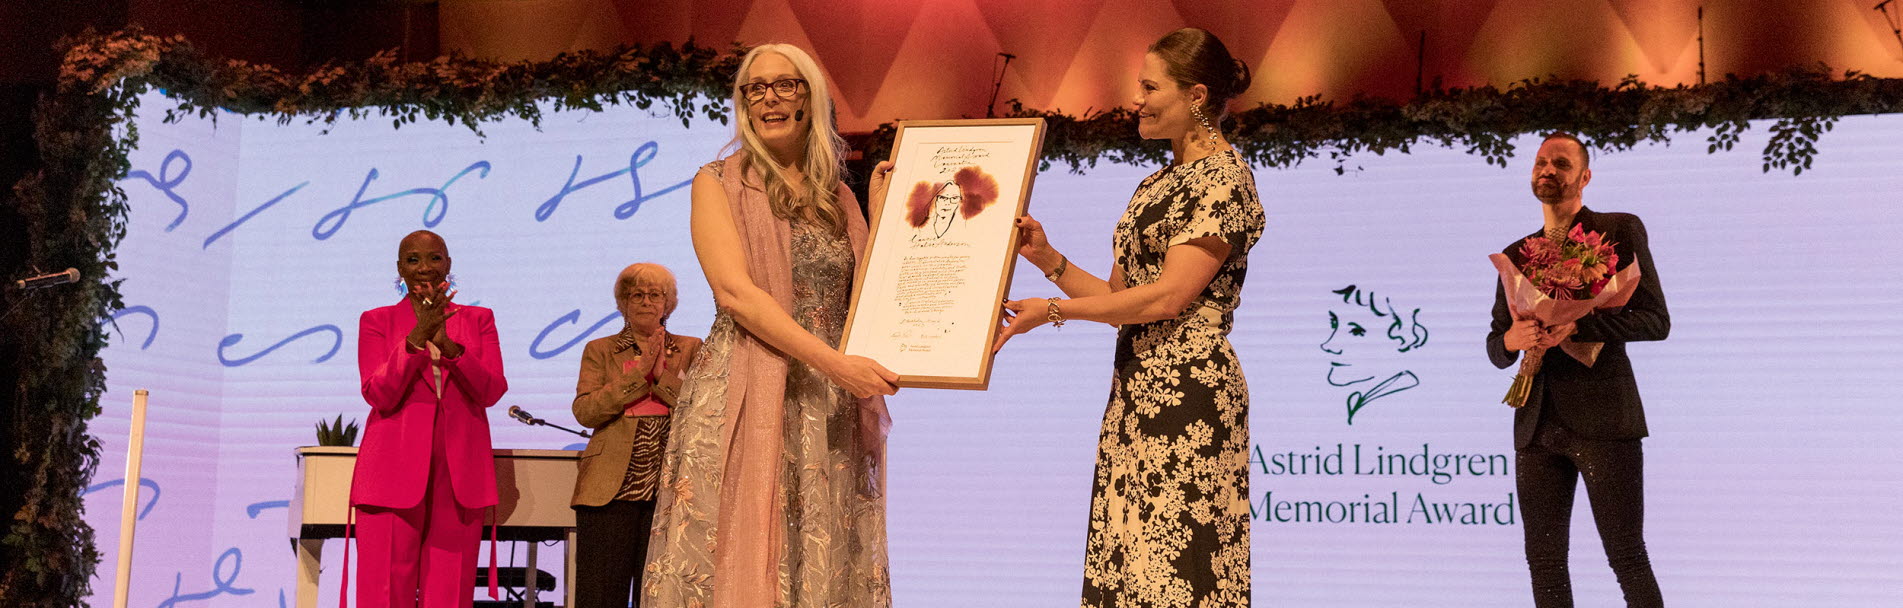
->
[[508, 406, 591, 439], [986, 52, 1016, 118], [1880, 0, 1903, 56]]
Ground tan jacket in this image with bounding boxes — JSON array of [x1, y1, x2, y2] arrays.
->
[[569, 331, 701, 507]]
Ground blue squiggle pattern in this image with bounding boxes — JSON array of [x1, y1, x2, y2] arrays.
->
[[124, 149, 191, 232], [204, 181, 309, 249], [535, 142, 692, 222], [81, 477, 161, 520], [111, 306, 160, 350], [244, 500, 289, 519], [155, 547, 254, 608], [217, 325, 344, 367], [313, 161, 491, 240], [528, 309, 620, 360]]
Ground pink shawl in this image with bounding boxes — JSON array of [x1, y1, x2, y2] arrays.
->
[[712, 153, 892, 605]]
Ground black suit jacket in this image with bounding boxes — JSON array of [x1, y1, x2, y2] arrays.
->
[[1487, 207, 1670, 449]]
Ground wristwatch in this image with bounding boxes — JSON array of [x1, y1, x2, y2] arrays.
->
[[1044, 255, 1069, 282]]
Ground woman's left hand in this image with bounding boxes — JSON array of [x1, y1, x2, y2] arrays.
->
[[427, 283, 464, 358], [993, 297, 1050, 354], [633, 333, 665, 378]]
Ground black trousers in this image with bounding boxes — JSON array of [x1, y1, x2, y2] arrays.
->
[[1516, 423, 1664, 608], [573, 499, 656, 608]]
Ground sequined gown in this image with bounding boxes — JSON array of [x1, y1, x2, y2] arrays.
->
[[643, 183, 891, 606], [1083, 150, 1264, 607]]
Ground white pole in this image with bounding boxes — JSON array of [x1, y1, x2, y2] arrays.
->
[[111, 389, 149, 608]]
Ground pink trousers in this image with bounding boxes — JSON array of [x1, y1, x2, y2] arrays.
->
[[353, 422, 482, 608]]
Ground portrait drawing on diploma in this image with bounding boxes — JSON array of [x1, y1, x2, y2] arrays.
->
[[843, 118, 1046, 389]]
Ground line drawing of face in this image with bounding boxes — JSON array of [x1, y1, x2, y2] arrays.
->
[[905, 180, 959, 240], [930, 181, 961, 237], [905, 165, 1000, 241], [1321, 284, 1429, 425]]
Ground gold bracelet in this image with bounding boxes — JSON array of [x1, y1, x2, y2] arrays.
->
[[1043, 255, 1069, 282], [1046, 298, 1066, 329]]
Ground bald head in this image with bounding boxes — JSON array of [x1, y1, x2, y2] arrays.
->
[[399, 230, 447, 257]]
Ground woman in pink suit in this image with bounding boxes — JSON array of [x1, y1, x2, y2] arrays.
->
[[351, 229, 508, 608]]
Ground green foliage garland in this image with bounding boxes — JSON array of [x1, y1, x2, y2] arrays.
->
[[863, 70, 1903, 175]]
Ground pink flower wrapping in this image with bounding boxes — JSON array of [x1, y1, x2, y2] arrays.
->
[[1490, 223, 1642, 406]]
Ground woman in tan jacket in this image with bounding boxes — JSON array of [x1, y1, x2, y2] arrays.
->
[[568, 262, 701, 608]]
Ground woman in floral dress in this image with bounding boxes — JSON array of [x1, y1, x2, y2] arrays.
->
[[998, 28, 1265, 607]]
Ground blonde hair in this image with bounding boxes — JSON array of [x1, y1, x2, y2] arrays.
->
[[728, 44, 848, 231]]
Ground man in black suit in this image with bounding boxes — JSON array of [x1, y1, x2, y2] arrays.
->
[[1487, 132, 1670, 607]]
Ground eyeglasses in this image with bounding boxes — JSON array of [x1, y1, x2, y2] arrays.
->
[[740, 78, 808, 102], [621, 291, 669, 303]]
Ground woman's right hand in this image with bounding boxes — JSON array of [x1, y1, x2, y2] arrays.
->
[[408, 281, 458, 347], [824, 353, 900, 398], [1014, 215, 1060, 271]]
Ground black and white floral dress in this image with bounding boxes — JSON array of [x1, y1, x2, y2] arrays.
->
[[1083, 149, 1264, 607]]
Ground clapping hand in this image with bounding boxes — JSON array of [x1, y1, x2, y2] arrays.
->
[[409, 281, 462, 357], [630, 333, 664, 381]]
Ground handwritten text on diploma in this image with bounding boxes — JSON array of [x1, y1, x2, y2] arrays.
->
[[930, 146, 993, 173], [892, 253, 972, 353]]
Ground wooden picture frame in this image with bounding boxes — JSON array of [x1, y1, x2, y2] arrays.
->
[[841, 118, 1047, 390]]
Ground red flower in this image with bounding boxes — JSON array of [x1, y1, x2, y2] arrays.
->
[[1516, 223, 1621, 300]]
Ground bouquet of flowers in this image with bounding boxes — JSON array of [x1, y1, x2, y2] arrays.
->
[[1489, 223, 1642, 407]]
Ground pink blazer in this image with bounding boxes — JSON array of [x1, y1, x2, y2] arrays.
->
[[350, 300, 508, 510]]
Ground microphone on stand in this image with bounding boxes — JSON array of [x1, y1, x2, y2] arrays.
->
[[506, 405, 591, 439], [507, 405, 534, 424], [2, 268, 83, 325], [13, 268, 80, 290]]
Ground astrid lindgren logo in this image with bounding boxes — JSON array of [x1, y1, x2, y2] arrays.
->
[[1321, 285, 1428, 424]]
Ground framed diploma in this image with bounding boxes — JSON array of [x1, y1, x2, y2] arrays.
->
[[842, 118, 1047, 390]]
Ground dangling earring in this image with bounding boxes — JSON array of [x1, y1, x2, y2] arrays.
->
[[1190, 102, 1219, 149], [396, 274, 458, 296]]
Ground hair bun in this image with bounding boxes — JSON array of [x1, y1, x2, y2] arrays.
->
[[1150, 28, 1252, 112], [1229, 59, 1253, 98]]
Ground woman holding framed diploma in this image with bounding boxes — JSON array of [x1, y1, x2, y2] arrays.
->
[[641, 43, 899, 608], [997, 28, 1266, 607]]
